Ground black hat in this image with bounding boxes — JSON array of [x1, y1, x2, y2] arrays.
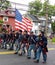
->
[[19, 30, 22, 33], [30, 31, 33, 33], [41, 31, 44, 34], [24, 30, 27, 33]]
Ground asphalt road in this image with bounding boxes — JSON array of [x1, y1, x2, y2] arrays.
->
[[0, 43, 55, 65]]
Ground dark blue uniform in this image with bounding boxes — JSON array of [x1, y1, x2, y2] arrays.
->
[[14, 30, 23, 54], [27, 34, 37, 59], [35, 33, 48, 63]]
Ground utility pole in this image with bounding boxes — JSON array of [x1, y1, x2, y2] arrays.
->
[[45, 0, 49, 37]]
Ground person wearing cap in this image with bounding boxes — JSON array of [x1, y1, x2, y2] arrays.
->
[[34, 31, 48, 63], [14, 30, 23, 54], [9, 30, 15, 50], [20, 30, 29, 55], [27, 31, 37, 59]]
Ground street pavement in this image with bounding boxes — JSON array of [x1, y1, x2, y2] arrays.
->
[[0, 43, 55, 65]]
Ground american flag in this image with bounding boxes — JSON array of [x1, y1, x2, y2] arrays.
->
[[15, 9, 33, 32]]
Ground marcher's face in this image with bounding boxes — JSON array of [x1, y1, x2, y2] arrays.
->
[[24, 32, 26, 34], [30, 33, 33, 36], [39, 32, 41, 36]]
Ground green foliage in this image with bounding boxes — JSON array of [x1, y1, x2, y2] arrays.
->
[[52, 5, 55, 16], [0, 0, 11, 10], [28, 0, 42, 15], [28, 0, 55, 17], [0, 20, 3, 24], [52, 37, 55, 42], [40, 4, 55, 17], [51, 22, 55, 33]]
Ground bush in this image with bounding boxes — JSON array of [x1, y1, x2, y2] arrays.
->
[[52, 37, 55, 42], [0, 20, 3, 23]]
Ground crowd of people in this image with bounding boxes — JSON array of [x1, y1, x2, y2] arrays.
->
[[0, 28, 48, 63]]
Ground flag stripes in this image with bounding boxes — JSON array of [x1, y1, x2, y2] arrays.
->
[[15, 9, 33, 32]]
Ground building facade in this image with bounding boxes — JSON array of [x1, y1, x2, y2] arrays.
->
[[0, 9, 15, 31]]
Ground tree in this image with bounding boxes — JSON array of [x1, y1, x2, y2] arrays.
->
[[0, 0, 11, 10], [39, 3, 55, 17], [51, 22, 55, 33], [28, 0, 55, 17], [0, 20, 4, 32], [28, 0, 42, 15], [0, 20, 3, 24], [52, 5, 55, 16]]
